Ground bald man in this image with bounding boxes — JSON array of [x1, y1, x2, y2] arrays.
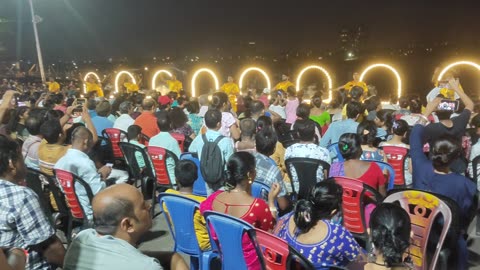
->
[[64, 184, 188, 270], [134, 98, 160, 137]]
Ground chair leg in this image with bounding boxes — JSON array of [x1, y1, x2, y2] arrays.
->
[[67, 217, 73, 245], [190, 256, 199, 270]]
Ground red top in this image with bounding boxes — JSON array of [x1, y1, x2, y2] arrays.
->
[[134, 112, 160, 138], [357, 162, 386, 190]]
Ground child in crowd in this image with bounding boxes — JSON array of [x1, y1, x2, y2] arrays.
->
[[285, 87, 299, 126]]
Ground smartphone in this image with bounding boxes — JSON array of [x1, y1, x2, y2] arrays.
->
[[76, 98, 86, 106], [437, 99, 459, 112]]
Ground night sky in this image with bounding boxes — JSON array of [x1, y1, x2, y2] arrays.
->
[[2, 0, 480, 59]]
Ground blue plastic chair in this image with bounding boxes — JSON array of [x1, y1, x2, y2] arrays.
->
[[327, 143, 344, 163], [365, 160, 395, 190], [251, 180, 270, 201], [203, 211, 265, 270], [158, 193, 216, 270], [180, 152, 208, 197]]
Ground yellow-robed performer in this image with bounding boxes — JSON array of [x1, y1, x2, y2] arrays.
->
[[124, 77, 140, 94], [46, 77, 60, 93], [338, 72, 368, 93], [274, 74, 294, 91], [220, 76, 240, 112], [85, 76, 104, 97], [166, 75, 183, 93]]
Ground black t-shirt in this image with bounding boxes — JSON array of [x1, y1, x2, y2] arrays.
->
[[424, 109, 471, 144]]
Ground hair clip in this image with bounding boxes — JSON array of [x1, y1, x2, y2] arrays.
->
[[392, 121, 399, 130], [342, 144, 349, 151]]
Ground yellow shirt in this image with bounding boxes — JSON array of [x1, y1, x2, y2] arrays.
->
[[344, 81, 368, 93], [164, 189, 210, 250], [220, 82, 240, 111], [274, 80, 294, 91], [86, 82, 104, 97], [47, 81, 60, 93], [166, 80, 183, 93], [124, 82, 139, 93]]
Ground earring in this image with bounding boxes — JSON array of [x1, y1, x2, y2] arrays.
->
[[248, 177, 252, 184], [367, 243, 377, 263]]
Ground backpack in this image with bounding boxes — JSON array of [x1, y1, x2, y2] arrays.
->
[[200, 134, 226, 185]]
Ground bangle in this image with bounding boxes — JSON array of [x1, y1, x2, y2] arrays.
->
[[269, 207, 278, 213]]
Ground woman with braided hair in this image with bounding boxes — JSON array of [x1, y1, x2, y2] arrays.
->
[[274, 179, 361, 269]]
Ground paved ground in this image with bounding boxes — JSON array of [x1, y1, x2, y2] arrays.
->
[[137, 205, 480, 269]]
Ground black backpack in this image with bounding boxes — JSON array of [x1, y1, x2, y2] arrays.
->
[[200, 134, 226, 186]]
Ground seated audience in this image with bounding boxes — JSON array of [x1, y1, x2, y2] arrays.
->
[[164, 160, 209, 250], [149, 110, 181, 184], [357, 121, 385, 161], [210, 92, 240, 140], [0, 248, 26, 270], [91, 100, 114, 136], [365, 203, 412, 270], [22, 113, 44, 170], [63, 184, 188, 270], [113, 101, 135, 132], [185, 101, 203, 135], [235, 118, 256, 153], [274, 180, 360, 269], [309, 93, 330, 127], [169, 107, 195, 139], [329, 133, 387, 197], [200, 152, 280, 270], [285, 119, 331, 192], [38, 119, 70, 176], [0, 134, 66, 269], [320, 101, 363, 147], [134, 98, 160, 138]]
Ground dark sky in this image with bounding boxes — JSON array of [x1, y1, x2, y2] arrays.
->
[[2, 0, 480, 59]]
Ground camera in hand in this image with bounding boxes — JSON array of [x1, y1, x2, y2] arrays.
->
[[437, 99, 459, 112]]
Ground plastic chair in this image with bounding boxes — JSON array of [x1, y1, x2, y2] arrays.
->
[[382, 145, 409, 187], [180, 153, 207, 197], [158, 193, 216, 270], [139, 133, 150, 146], [102, 128, 128, 160], [170, 132, 186, 153], [251, 181, 271, 202], [331, 176, 383, 248], [327, 143, 344, 163], [364, 160, 395, 190], [53, 169, 94, 243], [203, 211, 264, 270], [383, 189, 453, 270], [25, 168, 53, 222], [254, 228, 315, 270], [147, 146, 178, 189], [285, 157, 331, 200], [471, 155, 480, 182]]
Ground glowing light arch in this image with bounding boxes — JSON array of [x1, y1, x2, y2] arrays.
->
[[151, 69, 173, 90], [115, 71, 137, 93], [359, 63, 402, 98], [296, 65, 334, 102], [238, 67, 271, 90], [191, 68, 220, 97], [437, 61, 480, 81], [83, 72, 101, 94]]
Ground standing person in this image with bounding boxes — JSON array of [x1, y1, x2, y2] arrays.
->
[[123, 77, 139, 94], [337, 72, 368, 93], [166, 75, 183, 94], [274, 74, 295, 92], [220, 76, 240, 112], [210, 92, 240, 140], [46, 77, 60, 94], [285, 87, 299, 126], [84, 75, 104, 98]]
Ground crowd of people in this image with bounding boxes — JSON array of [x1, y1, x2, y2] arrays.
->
[[0, 70, 479, 270]]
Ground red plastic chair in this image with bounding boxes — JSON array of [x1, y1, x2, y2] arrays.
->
[[139, 133, 150, 146], [383, 190, 453, 270], [54, 169, 94, 243], [147, 146, 178, 189], [254, 229, 314, 270], [102, 128, 128, 160], [170, 132, 185, 152], [382, 145, 409, 187], [331, 176, 383, 247]]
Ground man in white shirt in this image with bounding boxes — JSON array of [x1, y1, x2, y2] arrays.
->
[[114, 101, 135, 132]]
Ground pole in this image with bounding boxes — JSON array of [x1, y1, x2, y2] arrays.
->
[[27, 0, 46, 83]]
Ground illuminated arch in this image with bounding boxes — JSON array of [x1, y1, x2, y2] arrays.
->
[[238, 67, 271, 90], [359, 63, 402, 98], [296, 65, 334, 102], [191, 68, 220, 97], [83, 72, 101, 94], [114, 71, 137, 93], [151, 69, 173, 90], [437, 61, 480, 81]]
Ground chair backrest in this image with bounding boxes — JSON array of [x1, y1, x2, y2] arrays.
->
[[382, 146, 409, 187], [102, 128, 128, 159], [365, 160, 395, 190], [54, 169, 94, 220], [383, 190, 453, 270], [139, 133, 150, 146], [180, 153, 207, 197], [254, 228, 315, 270], [170, 132, 185, 153], [204, 211, 264, 270], [251, 181, 270, 202], [25, 168, 53, 221], [118, 142, 149, 179], [472, 155, 480, 182], [147, 146, 178, 188], [331, 177, 383, 238], [158, 193, 202, 255], [327, 143, 344, 163], [285, 157, 330, 200]]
